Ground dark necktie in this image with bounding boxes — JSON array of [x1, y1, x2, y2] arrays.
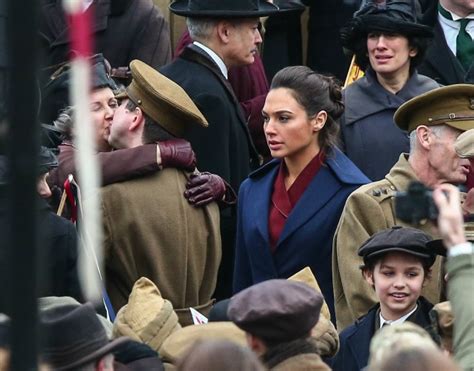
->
[[439, 4, 474, 71], [457, 18, 474, 71]]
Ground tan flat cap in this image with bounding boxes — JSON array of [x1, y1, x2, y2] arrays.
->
[[116, 60, 208, 137], [455, 129, 474, 158], [394, 84, 474, 133]]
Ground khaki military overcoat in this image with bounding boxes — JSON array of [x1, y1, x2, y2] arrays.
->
[[102, 168, 221, 326]]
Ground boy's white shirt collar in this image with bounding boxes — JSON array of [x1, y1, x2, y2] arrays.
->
[[379, 304, 418, 329], [192, 41, 229, 79]]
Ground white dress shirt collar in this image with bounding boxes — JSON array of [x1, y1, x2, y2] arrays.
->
[[192, 41, 229, 79], [379, 304, 418, 329]]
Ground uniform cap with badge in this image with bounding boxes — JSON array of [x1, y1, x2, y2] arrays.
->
[[394, 84, 474, 133], [116, 60, 208, 137]]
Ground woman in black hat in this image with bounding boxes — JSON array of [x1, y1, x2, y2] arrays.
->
[[339, 0, 440, 181]]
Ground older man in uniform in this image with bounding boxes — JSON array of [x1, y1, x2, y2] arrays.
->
[[160, 0, 279, 299], [102, 60, 221, 326], [333, 84, 474, 330]]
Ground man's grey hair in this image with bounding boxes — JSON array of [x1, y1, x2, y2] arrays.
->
[[186, 17, 219, 42], [409, 124, 447, 155]]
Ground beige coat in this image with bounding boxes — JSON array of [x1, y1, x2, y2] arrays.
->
[[271, 353, 330, 371], [102, 168, 221, 326], [332, 154, 442, 331]]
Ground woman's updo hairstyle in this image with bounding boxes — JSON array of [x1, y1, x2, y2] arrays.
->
[[270, 66, 344, 154]]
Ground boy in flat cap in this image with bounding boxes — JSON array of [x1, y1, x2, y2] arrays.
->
[[333, 83, 474, 330], [228, 279, 330, 371], [102, 60, 221, 326], [332, 226, 444, 371], [160, 0, 279, 300]]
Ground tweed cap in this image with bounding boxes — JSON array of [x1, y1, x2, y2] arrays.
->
[[358, 226, 445, 267], [112, 277, 181, 352], [228, 279, 323, 343], [116, 60, 207, 137], [455, 129, 474, 158], [394, 84, 474, 133], [169, 0, 279, 18]]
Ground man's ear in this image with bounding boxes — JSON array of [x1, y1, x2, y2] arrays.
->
[[216, 20, 232, 44], [129, 107, 144, 132], [416, 125, 432, 150]]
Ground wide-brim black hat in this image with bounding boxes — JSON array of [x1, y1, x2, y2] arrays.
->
[[170, 0, 280, 18], [272, 0, 305, 14], [341, 0, 433, 52]]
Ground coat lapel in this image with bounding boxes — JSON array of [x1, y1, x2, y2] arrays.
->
[[425, 22, 465, 84], [252, 164, 279, 246], [347, 310, 376, 369], [276, 164, 341, 246]]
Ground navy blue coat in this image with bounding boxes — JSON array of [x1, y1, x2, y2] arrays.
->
[[332, 297, 434, 371], [233, 149, 369, 319]]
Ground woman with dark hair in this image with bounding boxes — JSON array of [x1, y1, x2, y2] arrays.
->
[[233, 66, 369, 319], [340, 0, 440, 181]]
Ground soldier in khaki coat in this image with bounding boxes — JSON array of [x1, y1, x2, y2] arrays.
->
[[102, 60, 221, 326], [332, 84, 474, 331]]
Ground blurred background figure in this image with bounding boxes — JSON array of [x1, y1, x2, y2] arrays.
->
[[302, 0, 361, 81], [38, 0, 171, 78], [367, 322, 459, 371]]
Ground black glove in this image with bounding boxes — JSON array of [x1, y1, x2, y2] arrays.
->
[[184, 172, 227, 207], [159, 139, 196, 172]]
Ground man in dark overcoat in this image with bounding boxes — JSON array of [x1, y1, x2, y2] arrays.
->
[[418, 0, 474, 85], [160, 0, 279, 299]]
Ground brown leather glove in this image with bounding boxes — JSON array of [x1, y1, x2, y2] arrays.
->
[[159, 139, 196, 172], [184, 172, 227, 207]]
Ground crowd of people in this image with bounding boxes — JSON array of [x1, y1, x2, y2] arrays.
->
[[0, 0, 473, 370]]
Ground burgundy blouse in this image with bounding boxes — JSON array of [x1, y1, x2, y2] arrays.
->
[[268, 151, 325, 251]]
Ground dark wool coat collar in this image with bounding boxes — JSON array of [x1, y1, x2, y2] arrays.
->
[[40, 0, 111, 48], [343, 68, 439, 126], [180, 44, 259, 158]]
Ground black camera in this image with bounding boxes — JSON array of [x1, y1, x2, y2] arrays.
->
[[395, 181, 438, 225]]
